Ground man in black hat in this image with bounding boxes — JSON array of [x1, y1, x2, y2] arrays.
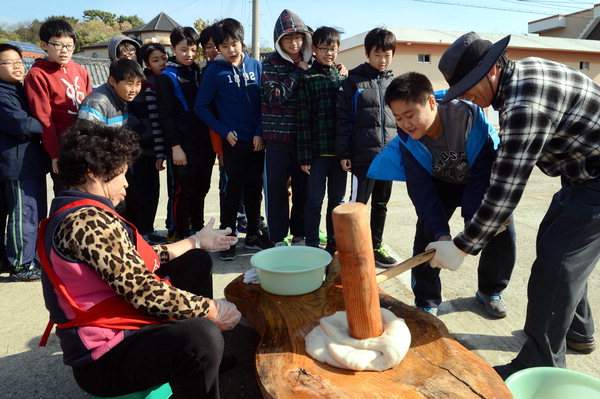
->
[[426, 31, 600, 379]]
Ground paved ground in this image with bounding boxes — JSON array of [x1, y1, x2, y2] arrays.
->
[[0, 166, 598, 398]]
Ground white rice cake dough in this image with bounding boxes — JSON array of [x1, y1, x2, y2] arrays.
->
[[305, 308, 411, 371]]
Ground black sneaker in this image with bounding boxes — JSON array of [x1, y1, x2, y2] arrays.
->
[[10, 261, 42, 282], [219, 246, 237, 261], [566, 336, 596, 354], [374, 245, 398, 268], [244, 234, 274, 251], [324, 238, 336, 256]]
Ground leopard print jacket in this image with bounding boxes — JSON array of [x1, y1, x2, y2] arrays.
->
[[53, 206, 211, 319]]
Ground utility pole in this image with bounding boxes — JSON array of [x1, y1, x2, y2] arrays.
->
[[252, 0, 260, 59]]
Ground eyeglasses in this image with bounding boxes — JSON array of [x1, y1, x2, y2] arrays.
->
[[0, 60, 25, 68], [281, 34, 304, 43], [316, 46, 339, 54], [47, 41, 75, 51]]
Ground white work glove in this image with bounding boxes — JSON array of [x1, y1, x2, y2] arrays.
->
[[191, 218, 237, 251], [212, 299, 242, 331], [425, 240, 467, 271]]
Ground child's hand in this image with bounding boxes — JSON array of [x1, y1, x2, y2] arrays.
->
[[337, 63, 348, 77], [253, 136, 264, 151], [226, 131, 238, 147], [155, 158, 165, 171], [301, 165, 311, 175], [297, 60, 309, 71], [51, 158, 59, 174], [340, 159, 352, 172], [172, 145, 188, 166]]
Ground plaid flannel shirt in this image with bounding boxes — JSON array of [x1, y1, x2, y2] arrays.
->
[[455, 58, 600, 254], [297, 62, 345, 165]]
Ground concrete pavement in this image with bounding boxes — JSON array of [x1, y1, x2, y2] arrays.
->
[[0, 166, 598, 398]]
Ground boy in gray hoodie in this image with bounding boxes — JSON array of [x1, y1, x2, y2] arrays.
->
[[261, 9, 312, 247]]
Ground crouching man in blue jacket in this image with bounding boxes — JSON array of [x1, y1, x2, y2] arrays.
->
[[368, 72, 516, 318]]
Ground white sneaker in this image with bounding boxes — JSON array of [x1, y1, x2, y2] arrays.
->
[[291, 236, 305, 246]]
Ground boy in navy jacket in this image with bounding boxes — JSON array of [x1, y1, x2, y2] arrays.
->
[[0, 43, 49, 281], [158, 27, 215, 242], [368, 72, 516, 317], [195, 18, 271, 261]]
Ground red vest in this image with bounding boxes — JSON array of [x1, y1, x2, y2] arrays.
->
[[38, 199, 168, 346]]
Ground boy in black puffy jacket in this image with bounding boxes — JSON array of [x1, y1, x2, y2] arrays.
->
[[335, 28, 398, 267]]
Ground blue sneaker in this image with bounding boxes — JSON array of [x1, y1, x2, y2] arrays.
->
[[417, 306, 438, 317]]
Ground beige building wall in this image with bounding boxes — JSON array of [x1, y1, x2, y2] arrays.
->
[[139, 32, 171, 45], [537, 9, 593, 38], [339, 41, 600, 88]]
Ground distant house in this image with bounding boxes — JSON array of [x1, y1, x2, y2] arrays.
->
[[529, 4, 600, 40], [80, 12, 181, 59], [337, 28, 600, 91]]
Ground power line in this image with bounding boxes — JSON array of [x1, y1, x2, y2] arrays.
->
[[410, 0, 594, 16]]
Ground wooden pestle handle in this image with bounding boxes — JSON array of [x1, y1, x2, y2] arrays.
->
[[375, 249, 436, 284], [333, 202, 384, 339]]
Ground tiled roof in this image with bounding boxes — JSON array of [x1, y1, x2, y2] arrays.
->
[[123, 12, 180, 34], [5, 40, 44, 58]]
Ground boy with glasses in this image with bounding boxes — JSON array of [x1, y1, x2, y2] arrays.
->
[[24, 19, 91, 195], [261, 9, 312, 247], [0, 43, 49, 281], [297, 27, 346, 254]]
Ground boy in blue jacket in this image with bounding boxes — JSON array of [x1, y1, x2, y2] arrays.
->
[[368, 72, 516, 317], [195, 18, 271, 261], [0, 43, 49, 281]]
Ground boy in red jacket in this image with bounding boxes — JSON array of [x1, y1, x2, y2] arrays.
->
[[24, 19, 91, 194]]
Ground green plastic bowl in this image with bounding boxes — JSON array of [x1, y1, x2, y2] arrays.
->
[[250, 246, 332, 296], [505, 367, 600, 399]]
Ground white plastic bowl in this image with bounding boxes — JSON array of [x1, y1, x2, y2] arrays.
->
[[250, 246, 332, 296]]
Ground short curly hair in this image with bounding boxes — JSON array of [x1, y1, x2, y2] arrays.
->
[[58, 121, 140, 187]]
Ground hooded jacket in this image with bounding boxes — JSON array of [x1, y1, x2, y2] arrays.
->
[[335, 62, 396, 166], [107, 35, 141, 62], [194, 53, 262, 143], [24, 58, 92, 159], [157, 58, 211, 152], [261, 9, 312, 152], [0, 80, 49, 180]]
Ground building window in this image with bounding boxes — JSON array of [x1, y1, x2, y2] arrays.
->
[[580, 61, 589, 70], [418, 54, 431, 64]]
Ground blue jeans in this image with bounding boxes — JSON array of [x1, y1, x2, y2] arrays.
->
[[304, 156, 347, 247], [515, 177, 600, 368]]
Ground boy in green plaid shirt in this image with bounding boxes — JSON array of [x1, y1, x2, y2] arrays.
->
[[297, 26, 346, 253]]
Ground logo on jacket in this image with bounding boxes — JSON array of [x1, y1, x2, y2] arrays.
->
[[61, 76, 86, 113]]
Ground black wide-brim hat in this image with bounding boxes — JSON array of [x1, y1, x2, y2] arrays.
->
[[438, 32, 511, 103]]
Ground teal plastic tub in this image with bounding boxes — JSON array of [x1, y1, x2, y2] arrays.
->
[[505, 367, 600, 399], [250, 246, 332, 296]]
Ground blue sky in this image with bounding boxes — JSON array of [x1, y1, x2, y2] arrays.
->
[[0, 0, 596, 47]]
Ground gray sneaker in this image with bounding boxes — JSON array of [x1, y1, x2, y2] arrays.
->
[[476, 291, 507, 318]]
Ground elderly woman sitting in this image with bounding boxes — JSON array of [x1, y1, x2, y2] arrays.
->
[[39, 121, 240, 399]]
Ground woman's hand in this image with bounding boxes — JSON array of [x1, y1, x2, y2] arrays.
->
[[206, 298, 242, 330], [190, 218, 237, 251]]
